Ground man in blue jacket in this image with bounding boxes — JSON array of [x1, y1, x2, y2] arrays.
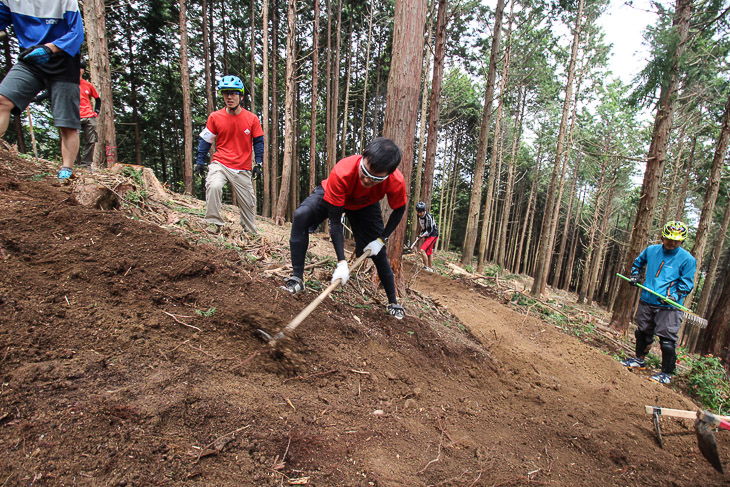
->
[[621, 221, 697, 384], [0, 1, 84, 180]]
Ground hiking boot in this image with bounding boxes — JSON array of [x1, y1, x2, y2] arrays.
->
[[58, 167, 73, 180], [282, 276, 305, 295], [650, 372, 672, 384], [386, 303, 405, 320], [424, 266, 434, 273], [621, 357, 646, 370]]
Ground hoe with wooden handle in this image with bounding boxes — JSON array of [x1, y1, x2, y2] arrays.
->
[[645, 406, 729, 473], [259, 250, 372, 346]]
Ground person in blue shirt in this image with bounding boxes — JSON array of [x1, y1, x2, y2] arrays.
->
[[621, 221, 697, 385], [0, 1, 84, 180]]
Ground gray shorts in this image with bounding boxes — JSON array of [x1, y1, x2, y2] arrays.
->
[[635, 301, 683, 342], [0, 62, 80, 129]]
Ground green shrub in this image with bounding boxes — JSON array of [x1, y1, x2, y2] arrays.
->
[[684, 355, 730, 414]]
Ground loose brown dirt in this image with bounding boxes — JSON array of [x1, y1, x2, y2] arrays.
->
[[0, 151, 727, 486]]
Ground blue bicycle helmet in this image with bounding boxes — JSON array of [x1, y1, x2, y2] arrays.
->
[[217, 75, 245, 96]]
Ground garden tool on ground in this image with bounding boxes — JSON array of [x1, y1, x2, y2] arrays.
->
[[259, 249, 372, 347], [403, 238, 419, 254], [644, 406, 729, 473], [617, 273, 708, 328]]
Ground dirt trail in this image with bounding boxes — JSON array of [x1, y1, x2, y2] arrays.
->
[[0, 152, 727, 486]]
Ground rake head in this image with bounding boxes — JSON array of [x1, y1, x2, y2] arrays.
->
[[683, 312, 708, 329]]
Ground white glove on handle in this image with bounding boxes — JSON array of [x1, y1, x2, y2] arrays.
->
[[364, 238, 385, 257], [331, 260, 350, 285]]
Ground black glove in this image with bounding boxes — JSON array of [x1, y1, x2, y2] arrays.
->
[[194, 163, 206, 177], [20, 45, 53, 65], [252, 164, 262, 181], [661, 294, 679, 305], [629, 275, 640, 287]]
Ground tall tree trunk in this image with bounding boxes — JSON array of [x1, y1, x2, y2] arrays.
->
[[461, 0, 506, 265], [274, 0, 297, 224], [554, 161, 579, 288], [660, 127, 685, 225], [325, 0, 333, 171], [697, 257, 730, 357], [271, 1, 280, 213], [564, 185, 586, 291], [359, 0, 375, 153], [697, 199, 730, 316], [209, 0, 216, 85], [340, 24, 354, 160], [125, 6, 142, 164], [496, 83, 523, 268], [409, 8, 433, 243], [382, 0, 427, 292], [179, 0, 193, 194], [609, 0, 692, 333], [587, 181, 616, 305], [84, 0, 117, 168], [202, 0, 214, 115], [309, 0, 320, 194], [250, 0, 256, 113], [420, 0, 448, 210], [674, 134, 695, 221], [262, 0, 271, 216], [516, 139, 542, 274], [531, 0, 584, 297], [327, 0, 343, 170], [686, 94, 730, 306]]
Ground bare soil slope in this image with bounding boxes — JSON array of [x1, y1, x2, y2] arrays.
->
[[0, 152, 727, 486]]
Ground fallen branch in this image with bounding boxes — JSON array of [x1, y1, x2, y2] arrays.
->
[[162, 310, 201, 332], [195, 424, 251, 462]]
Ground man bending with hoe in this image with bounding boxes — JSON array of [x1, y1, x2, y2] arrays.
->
[[283, 137, 407, 320], [621, 221, 696, 384]]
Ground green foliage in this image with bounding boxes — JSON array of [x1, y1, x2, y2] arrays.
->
[[164, 202, 205, 217], [195, 307, 217, 318], [683, 354, 730, 414], [121, 167, 148, 205]]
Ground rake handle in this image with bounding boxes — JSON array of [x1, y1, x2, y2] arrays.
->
[[616, 273, 691, 312], [279, 250, 372, 338]]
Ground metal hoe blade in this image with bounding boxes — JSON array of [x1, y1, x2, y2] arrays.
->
[[653, 410, 664, 449], [695, 416, 724, 473]]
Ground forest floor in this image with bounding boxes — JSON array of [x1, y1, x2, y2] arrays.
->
[[0, 149, 728, 486]]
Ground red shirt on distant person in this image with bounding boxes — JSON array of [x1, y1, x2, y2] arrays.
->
[[79, 78, 99, 118], [205, 108, 264, 171], [322, 155, 407, 210]]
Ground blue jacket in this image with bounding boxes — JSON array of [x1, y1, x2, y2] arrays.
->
[[0, 1, 84, 56], [631, 244, 696, 308]]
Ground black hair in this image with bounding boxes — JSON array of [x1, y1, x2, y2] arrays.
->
[[363, 137, 402, 174], [80, 60, 87, 69]]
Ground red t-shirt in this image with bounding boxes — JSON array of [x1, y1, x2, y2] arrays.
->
[[322, 155, 407, 210], [206, 108, 264, 171], [79, 78, 99, 119]]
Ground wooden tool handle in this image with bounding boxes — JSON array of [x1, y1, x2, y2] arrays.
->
[[281, 250, 372, 336], [644, 406, 730, 422]]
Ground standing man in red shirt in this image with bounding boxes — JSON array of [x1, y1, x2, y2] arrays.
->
[[195, 75, 264, 234], [282, 137, 407, 320], [77, 60, 100, 167]]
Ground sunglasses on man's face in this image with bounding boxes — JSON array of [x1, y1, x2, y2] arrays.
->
[[221, 90, 240, 97], [359, 160, 389, 182]]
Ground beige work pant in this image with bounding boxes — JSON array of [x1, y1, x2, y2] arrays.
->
[[205, 161, 257, 234]]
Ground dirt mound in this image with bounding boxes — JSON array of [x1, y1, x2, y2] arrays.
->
[[0, 152, 727, 486]]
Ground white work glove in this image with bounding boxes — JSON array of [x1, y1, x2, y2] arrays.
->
[[364, 238, 385, 257], [331, 260, 350, 286]]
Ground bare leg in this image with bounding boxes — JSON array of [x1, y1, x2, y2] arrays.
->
[[420, 249, 428, 267], [59, 127, 79, 169], [0, 95, 15, 138]]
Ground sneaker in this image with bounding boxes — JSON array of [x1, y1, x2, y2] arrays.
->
[[282, 276, 305, 295], [58, 167, 73, 180], [206, 224, 222, 235], [650, 372, 672, 384], [424, 266, 434, 273], [386, 303, 405, 320], [621, 357, 646, 369]]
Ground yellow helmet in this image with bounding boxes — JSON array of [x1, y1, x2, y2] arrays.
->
[[662, 220, 688, 241]]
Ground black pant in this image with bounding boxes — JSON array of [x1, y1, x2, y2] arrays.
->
[[289, 186, 397, 304]]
